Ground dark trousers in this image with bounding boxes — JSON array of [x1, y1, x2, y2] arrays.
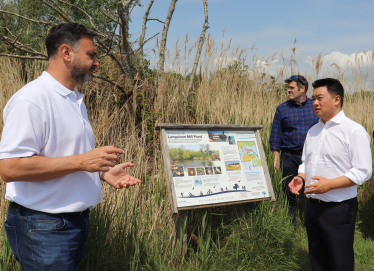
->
[[306, 197, 358, 271], [281, 150, 302, 225]]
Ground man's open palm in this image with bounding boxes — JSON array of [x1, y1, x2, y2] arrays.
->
[[104, 162, 141, 189], [289, 176, 303, 195]]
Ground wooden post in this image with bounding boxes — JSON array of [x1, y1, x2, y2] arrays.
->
[[174, 210, 187, 254], [160, 128, 179, 213]]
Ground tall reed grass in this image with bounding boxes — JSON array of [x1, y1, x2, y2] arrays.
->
[[1, 39, 374, 270]]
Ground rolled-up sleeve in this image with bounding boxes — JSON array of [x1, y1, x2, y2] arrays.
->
[[0, 99, 48, 159], [270, 107, 281, 151], [344, 127, 372, 185]]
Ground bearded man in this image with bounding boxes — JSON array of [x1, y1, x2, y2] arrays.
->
[[0, 23, 141, 271]]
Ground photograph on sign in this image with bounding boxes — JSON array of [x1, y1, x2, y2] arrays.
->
[[166, 129, 270, 208]]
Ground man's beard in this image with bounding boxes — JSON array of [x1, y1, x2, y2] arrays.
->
[[69, 57, 95, 85]]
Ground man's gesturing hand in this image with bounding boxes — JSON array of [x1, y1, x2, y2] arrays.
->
[[288, 176, 304, 195], [79, 146, 125, 172], [304, 176, 331, 194], [103, 162, 141, 189]]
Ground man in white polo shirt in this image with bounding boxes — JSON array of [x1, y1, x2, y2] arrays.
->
[[289, 78, 372, 271], [0, 23, 140, 271]]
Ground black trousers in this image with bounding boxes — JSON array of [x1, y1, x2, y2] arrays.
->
[[306, 197, 358, 271], [280, 150, 302, 224]]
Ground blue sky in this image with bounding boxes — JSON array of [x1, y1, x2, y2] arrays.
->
[[129, 0, 374, 76]]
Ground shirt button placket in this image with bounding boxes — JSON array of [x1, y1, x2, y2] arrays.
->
[[311, 128, 325, 179]]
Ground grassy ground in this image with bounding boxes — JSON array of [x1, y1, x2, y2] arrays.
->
[[1, 44, 374, 270]]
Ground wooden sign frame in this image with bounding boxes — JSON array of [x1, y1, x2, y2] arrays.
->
[[157, 123, 276, 214]]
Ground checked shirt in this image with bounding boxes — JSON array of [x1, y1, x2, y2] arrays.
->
[[270, 98, 319, 152]]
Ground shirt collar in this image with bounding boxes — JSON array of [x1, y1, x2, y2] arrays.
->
[[41, 71, 83, 98], [318, 110, 345, 125], [301, 97, 309, 105], [289, 97, 309, 106]]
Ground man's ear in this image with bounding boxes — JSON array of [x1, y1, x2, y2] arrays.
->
[[299, 85, 306, 93], [60, 44, 72, 62], [334, 95, 341, 107]]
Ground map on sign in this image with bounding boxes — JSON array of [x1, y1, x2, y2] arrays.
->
[[237, 141, 259, 162]]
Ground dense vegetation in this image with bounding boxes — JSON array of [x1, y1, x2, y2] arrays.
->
[[1, 1, 374, 270]]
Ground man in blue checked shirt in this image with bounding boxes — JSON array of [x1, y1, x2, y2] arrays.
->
[[270, 75, 319, 226]]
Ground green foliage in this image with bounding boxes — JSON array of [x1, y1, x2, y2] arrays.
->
[[354, 232, 374, 271], [0, 0, 121, 55], [169, 145, 208, 162], [0, 0, 50, 54], [216, 58, 248, 78]]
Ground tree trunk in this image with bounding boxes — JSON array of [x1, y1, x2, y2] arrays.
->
[[187, 0, 209, 101], [118, 0, 134, 86], [139, 0, 154, 61], [157, 0, 178, 81]]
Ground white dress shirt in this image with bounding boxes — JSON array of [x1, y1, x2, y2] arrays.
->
[[0, 71, 103, 213], [298, 110, 372, 202]]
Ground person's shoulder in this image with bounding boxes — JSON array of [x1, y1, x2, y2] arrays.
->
[[342, 116, 367, 133], [11, 76, 51, 104], [307, 121, 322, 135], [4, 76, 50, 115], [276, 100, 291, 110]]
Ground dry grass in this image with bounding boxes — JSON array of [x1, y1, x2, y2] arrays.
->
[[1, 41, 374, 269]]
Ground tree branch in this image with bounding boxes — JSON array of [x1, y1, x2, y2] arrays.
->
[[105, 23, 119, 57], [100, 10, 121, 25], [139, 0, 154, 60], [0, 32, 48, 58], [0, 53, 48, 60], [11, 28, 24, 45], [41, 0, 74, 23], [135, 32, 159, 53], [92, 73, 125, 92], [96, 39, 127, 76], [55, 0, 102, 35], [0, 10, 55, 26], [148, 18, 164, 24], [158, 0, 178, 81], [118, 0, 135, 86], [187, 0, 209, 100]]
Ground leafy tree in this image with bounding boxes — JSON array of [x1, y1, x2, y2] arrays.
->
[[169, 148, 180, 161]]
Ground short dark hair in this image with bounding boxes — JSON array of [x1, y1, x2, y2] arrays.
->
[[312, 78, 344, 107], [285, 75, 309, 92], [46, 23, 97, 59]]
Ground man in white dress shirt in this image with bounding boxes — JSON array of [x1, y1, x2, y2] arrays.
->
[[289, 78, 372, 271], [0, 23, 140, 270]]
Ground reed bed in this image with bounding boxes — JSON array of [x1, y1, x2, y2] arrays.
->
[[1, 40, 374, 270]]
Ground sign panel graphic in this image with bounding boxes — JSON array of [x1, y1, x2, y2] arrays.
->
[[165, 129, 271, 208]]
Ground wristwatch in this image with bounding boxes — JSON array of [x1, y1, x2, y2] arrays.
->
[[297, 175, 305, 183], [100, 171, 105, 182]]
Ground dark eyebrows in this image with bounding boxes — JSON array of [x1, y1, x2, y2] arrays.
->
[[87, 50, 98, 56], [312, 94, 324, 99]]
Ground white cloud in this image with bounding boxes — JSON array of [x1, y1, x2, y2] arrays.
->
[[322, 51, 374, 69]]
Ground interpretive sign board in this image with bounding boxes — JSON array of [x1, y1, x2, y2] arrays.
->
[[157, 124, 275, 214]]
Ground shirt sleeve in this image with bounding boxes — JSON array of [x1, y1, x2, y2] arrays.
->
[[344, 127, 372, 185], [270, 107, 281, 151], [298, 141, 307, 174], [0, 99, 48, 159]]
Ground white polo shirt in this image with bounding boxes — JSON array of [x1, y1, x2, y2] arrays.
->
[[0, 71, 103, 213], [298, 110, 372, 202]]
